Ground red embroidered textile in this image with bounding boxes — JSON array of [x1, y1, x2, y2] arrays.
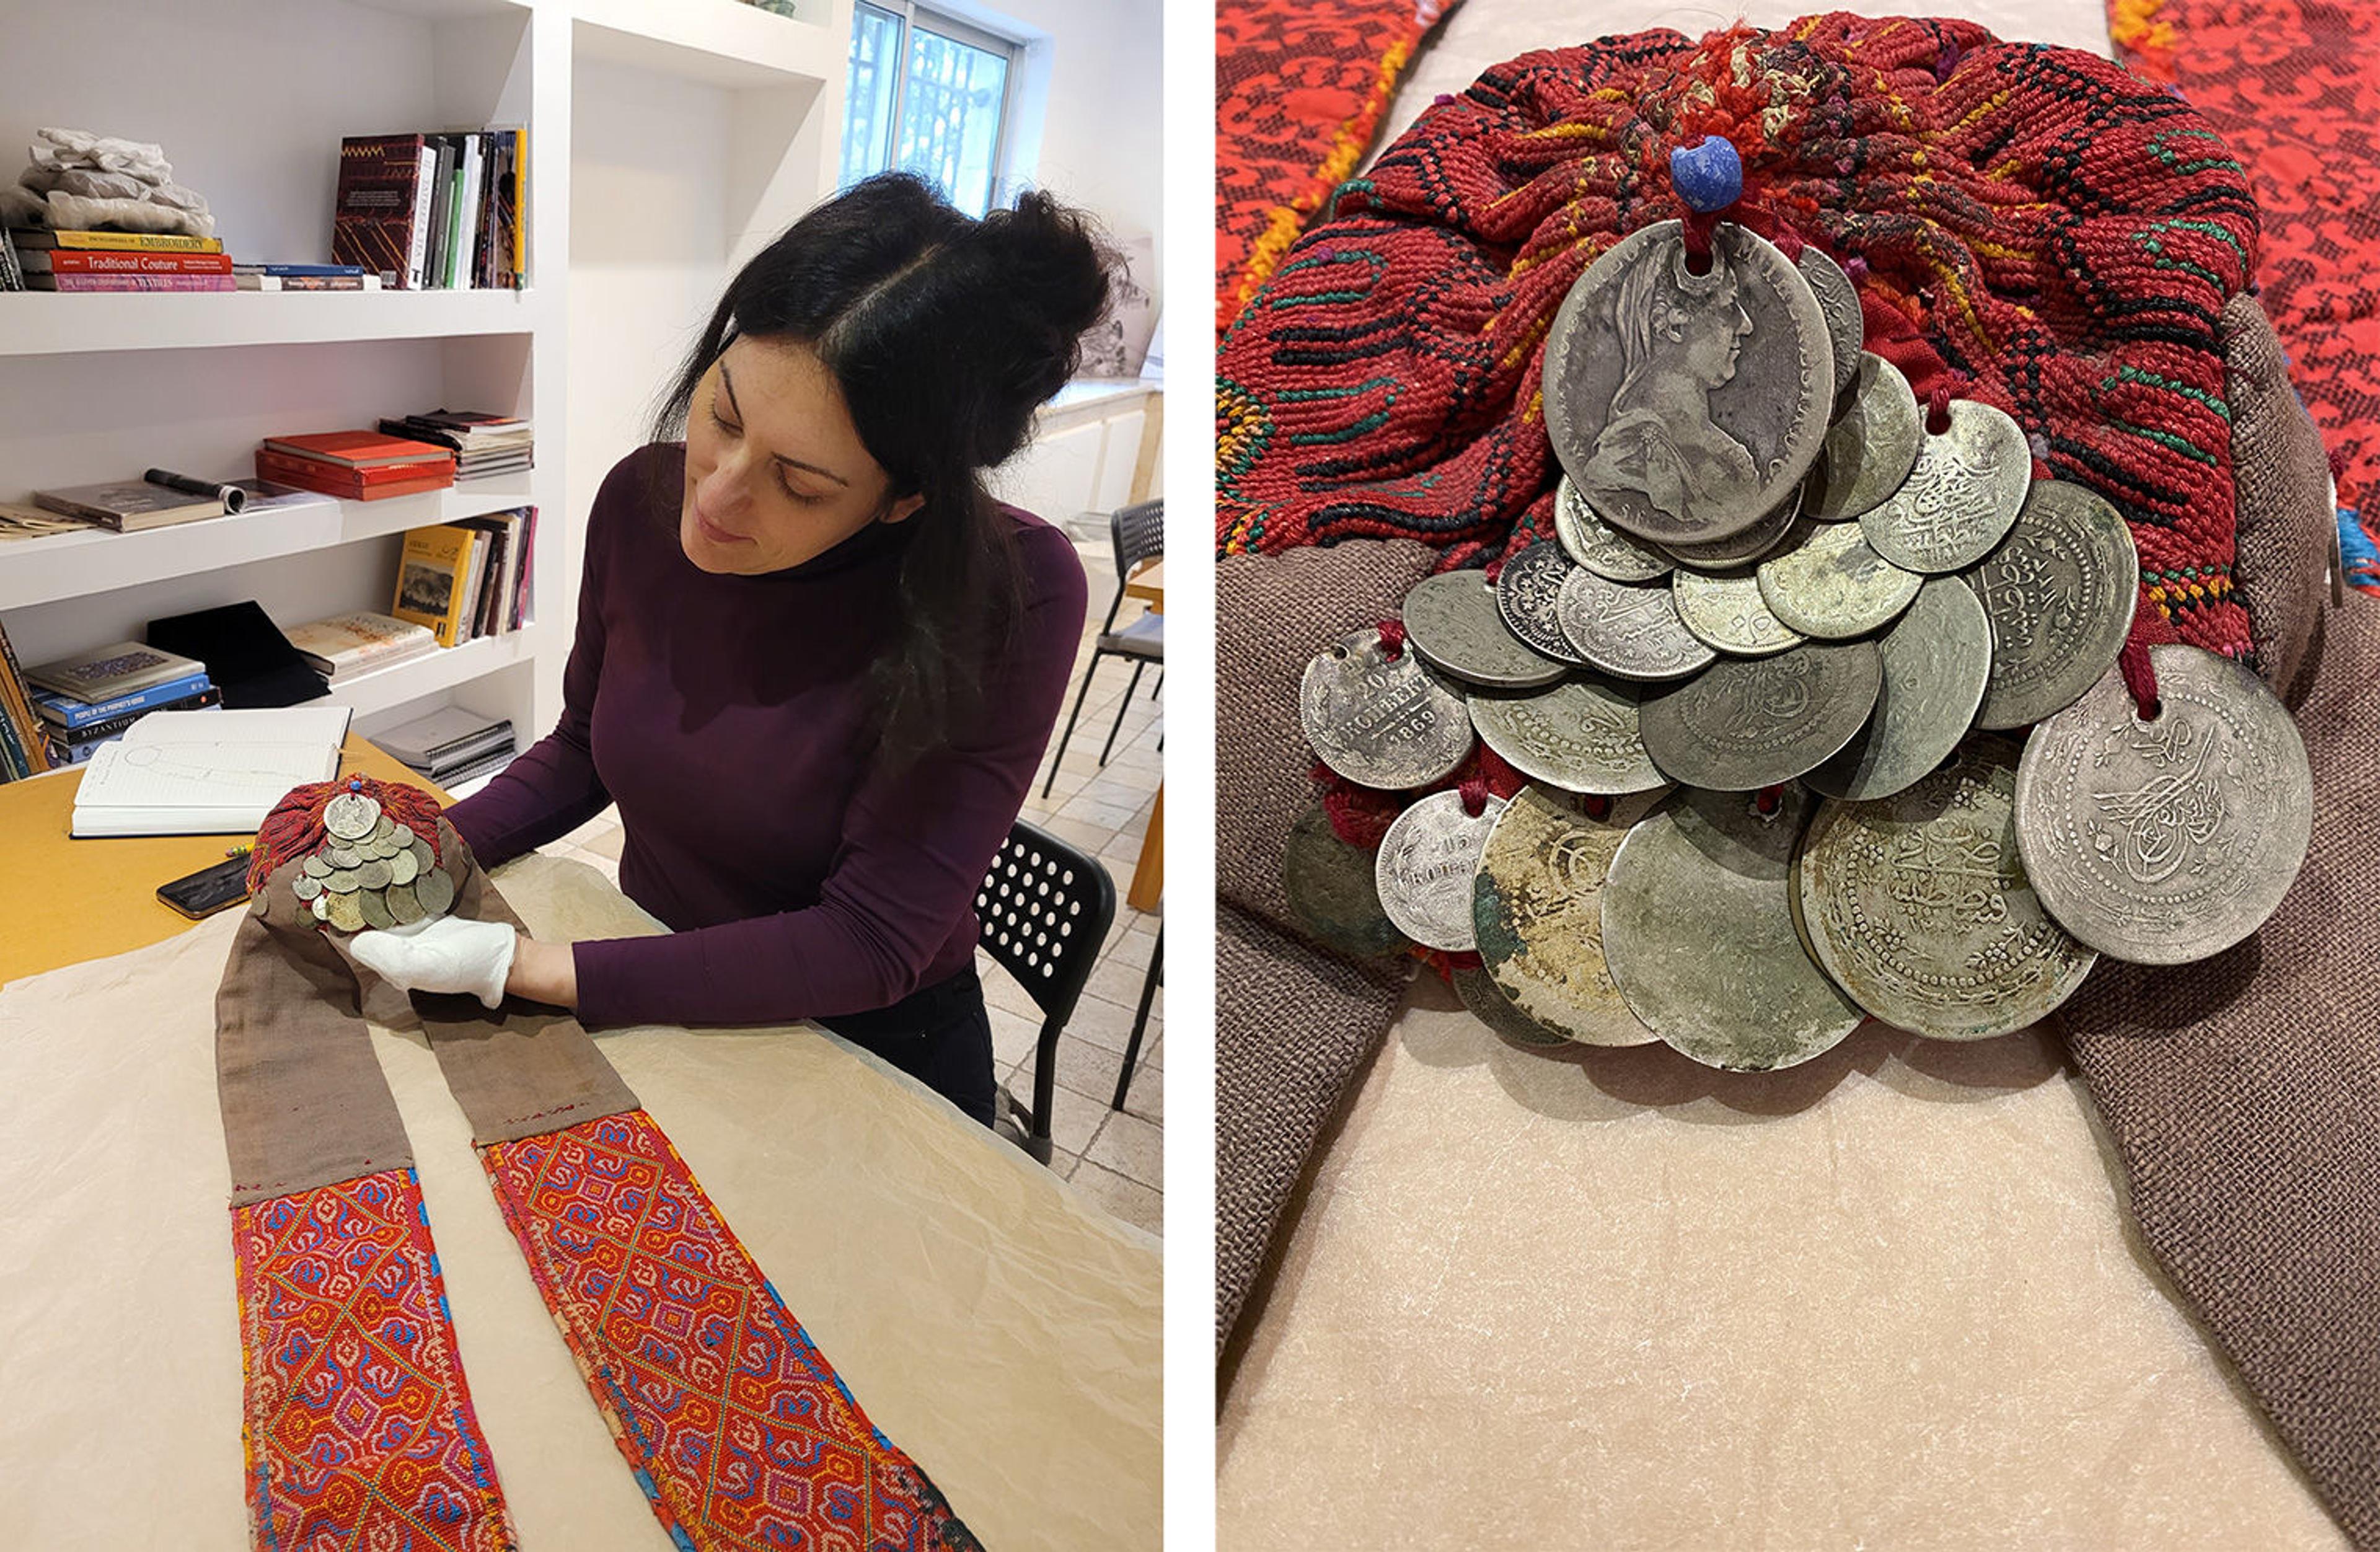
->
[[480, 1110, 975, 1552], [232, 1168, 515, 1551]]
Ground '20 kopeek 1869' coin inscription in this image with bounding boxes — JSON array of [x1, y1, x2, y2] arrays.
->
[[1797, 738, 2097, 1040], [1299, 627, 1476, 790], [1543, 219, 1833, 547], [2015, 645, 2313, 965]]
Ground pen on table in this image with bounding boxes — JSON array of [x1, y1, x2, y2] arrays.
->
[[144, 467, 247, 514]]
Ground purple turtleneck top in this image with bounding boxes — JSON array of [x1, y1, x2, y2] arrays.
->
[[443, 441, 1089, 1029]]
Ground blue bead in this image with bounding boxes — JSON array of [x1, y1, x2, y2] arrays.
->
[[1670, 136, 1743, 214]]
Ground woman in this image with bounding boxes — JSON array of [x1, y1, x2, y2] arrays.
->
[[350, 174, 1105, 1127]]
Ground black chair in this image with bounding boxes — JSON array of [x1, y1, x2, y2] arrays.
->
[[1111, 925, 1161, 1113], [976, 819, 1117, 1166], [1042, 498, 1163, 798]]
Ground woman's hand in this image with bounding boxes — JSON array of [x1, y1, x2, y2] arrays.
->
[[348, 917, 520, 1008]]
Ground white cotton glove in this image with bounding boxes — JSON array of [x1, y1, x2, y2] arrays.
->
[[348, 915, 518, 1008]]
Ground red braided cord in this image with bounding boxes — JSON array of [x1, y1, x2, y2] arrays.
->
[[2118, 606, 2183, 720], [1377, 617, 1406, 659]]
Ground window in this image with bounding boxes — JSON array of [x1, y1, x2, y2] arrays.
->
[[840, 1, 1018, 218]]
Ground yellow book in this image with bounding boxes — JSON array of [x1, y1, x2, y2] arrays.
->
[[390, 524, 477, 648]]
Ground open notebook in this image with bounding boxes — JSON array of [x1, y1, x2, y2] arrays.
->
[[69, 706, 352, 837]]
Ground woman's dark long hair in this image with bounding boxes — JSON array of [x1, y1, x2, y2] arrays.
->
[[647, 174, 1113, 772]]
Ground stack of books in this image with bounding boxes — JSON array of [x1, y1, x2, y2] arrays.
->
[[376, 409, 533, 482], [233, 263, 380, 292], [2, 229, 234, 292], [0, 617, 55, 781], [389, 511, 536, 648], [332, 128, 526, 291], [284, 611, 439, 687], [376, 704, 517, 790], [257, 430, 456, 501], [21, 642, 221, 767]]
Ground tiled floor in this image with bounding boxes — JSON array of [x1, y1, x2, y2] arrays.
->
[[537, 547, 1163, 1237]]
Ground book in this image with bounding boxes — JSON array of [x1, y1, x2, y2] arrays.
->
[[33, 669, 216, 729], [0, 501, 100, 540], [24, 642, 207, 704], [0, 614, 53, 778], [255, 451, 454, 501], [234, 263, 370, 278], [390, 524, 478, 647], [68, 705, 353, 837], [430, 742, 517, 791], [513, 506, 539, 628], [9, 228, 226, 253], [455, 132, 483, 291], [263, 430, 454, 469], [422, 728, 515, 777], [25, 273, 238, 293], [332, 133, 432, 288], [31, 478, 224, 532], [236, 274, 382, 291], [223, 479, 336, 515], [284, 611, 438, 680], [0, 226, 20, 293], [376, 704, 511, 767], [45, 684, 224, 761], [19, 250, 235, 275], [454, 512, 522, 639], [456, 528, 490, 643]]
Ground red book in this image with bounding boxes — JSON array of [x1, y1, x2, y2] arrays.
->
[[262, 430, 455, 468], [27, 250, 235, 275], [25, 273, 237, 292], [331, 133, 432, 288], [257, 449, 454, 501]]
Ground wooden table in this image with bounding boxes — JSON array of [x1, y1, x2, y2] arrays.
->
[[1122, 560, 1164, 913], [0, 732, 438, 987]]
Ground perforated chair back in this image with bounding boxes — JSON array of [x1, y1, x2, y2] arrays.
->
[[975, 819, 1116, 1030], [1110, 498, 1164, 582]]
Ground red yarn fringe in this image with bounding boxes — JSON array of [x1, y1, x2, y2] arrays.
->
[[246, 774, 446, 894]]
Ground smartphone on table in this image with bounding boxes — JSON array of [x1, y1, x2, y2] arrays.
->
[[157, 854, 253, 919]]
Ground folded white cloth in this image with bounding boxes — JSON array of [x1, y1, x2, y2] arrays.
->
[[30, 127, 170, 184], [9, 187, 214, 237]]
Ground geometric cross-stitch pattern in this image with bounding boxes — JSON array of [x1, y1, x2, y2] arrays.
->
[[231, 1168, 516, 1552], [480, 1110, 977, 1552]]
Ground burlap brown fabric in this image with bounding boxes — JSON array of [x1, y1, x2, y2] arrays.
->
[[2064, 597, 2380, 1546], [1216, 539, 1436, 1349], [2223, 293, 2335, 696]]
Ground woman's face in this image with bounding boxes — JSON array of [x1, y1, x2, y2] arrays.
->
[[679, 337, 923, 575], [1679, 280, 1754, 390]]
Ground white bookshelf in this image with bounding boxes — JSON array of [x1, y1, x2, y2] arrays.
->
[[0, 0, 853, 758]]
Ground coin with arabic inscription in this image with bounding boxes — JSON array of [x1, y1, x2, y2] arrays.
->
[[1756, 517, 1922, 639], [1453, 963, 1573, 1047], [1799, 245, 1862, 402], [1637, 641, 1882, 790], [1300, 627, 1475, 790], [1401, 570, 1567, 690], [1797, 739, 2096, 1039], [1556, 474, 1672, 583], [1281, 804, 1409, 959], [1553, 567, 1717, 683], [1544, 219, 1833, 546], [1473, 783, 1665, 1046], [2014, 645, 2312, 964], [1861, 399, 2032, 573], [1601, 783, 1864, 1070], [1466, 678, 1664, 795], [1672, 567, 1805, 657], [1375, 789, 1506, 951], [1967, 479, 2140, 730], [1807, 353, 1923, 521], [1805, 578, 1993, 801], [1496, 541, 1590, 666]]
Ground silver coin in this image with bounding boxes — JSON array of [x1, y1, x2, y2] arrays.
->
[[1473, 783, 1665, 1046], [1861, 399, 2032, 573], [385, 880, 423, 927], [1798, 245, 1862, 402], [1805, 578, 1994, 801], [1967, 479, 2141, 730], [410, 836, 435, 875], [1657, 487, 1805, 570], [2015, 645, 2312, 964], [302, 855, 331, 880], [322, 791, 381, 843], [372, 814, 396, 844], [356, 858, 392, 891], [1555, 474, 1672, 583], [311, 892, 330, 922], [1553, 567, 1718, 682], [1639, 640, 1884, 790], [1544, 219, 1833, 545], [1299, 627, 1476, 790], [1672, 567, 1805, 657], [326, 845, 363, 871], [1453, 963, 1572, 1048], [291, 874, 324, 901], [358, 888, 397, 933], [414, 864, 457, 919], [325, 890, 367, 934], [1401, 571, 1567, 690], [1807, 353, 1923, 521], [1798, 739, 2096, 1039], [1602, 784, 1865, 1070], [324, 868, 361, 895], [389, 847, 420, 888], [1756, 517, 1923, 639], [1496, 541, 1590, 666], [1374, 789, 1506, 952], [1466, 678, 1664, 795], [1280, 804, 1409, 959]]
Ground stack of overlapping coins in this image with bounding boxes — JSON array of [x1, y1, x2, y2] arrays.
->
[[1287, 160, 2314, 1072]]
